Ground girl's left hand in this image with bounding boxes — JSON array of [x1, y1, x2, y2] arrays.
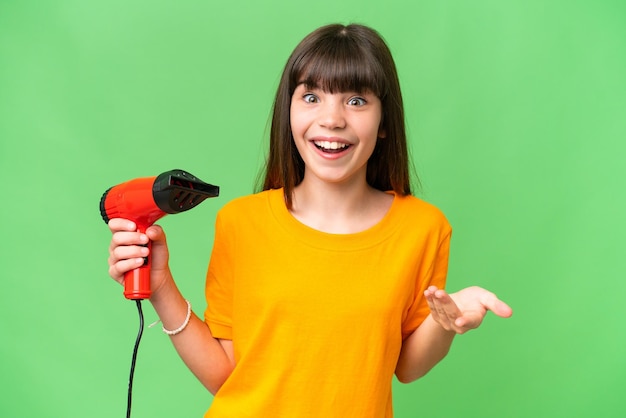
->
[[425, 286, 513, 334]]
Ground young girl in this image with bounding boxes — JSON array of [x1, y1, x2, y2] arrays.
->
[[107, 23, 512, 417]]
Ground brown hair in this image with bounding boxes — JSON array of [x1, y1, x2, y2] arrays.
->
[[259, 23, 414, 208]]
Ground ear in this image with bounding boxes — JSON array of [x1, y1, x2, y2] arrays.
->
[[378, 126, 387, 139]]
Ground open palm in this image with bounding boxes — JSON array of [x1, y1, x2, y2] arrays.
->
[[425, 286, 513, 334]]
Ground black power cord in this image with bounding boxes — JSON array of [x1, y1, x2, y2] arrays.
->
[[127, 299, 145, 418]]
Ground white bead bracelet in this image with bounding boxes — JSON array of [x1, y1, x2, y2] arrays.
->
[[162, 299, 192, 336]]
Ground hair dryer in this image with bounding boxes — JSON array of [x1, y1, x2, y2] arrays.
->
[[100, 169, 219, 300]]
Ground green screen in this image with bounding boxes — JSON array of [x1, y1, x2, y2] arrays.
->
[[1, 0, 624, 417]]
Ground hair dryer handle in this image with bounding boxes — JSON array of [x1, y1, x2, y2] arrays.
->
[[124, 239, 152, 300]]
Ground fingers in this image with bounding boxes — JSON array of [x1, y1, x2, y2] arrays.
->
[[107, 218, 137, 232], [108, 228, 149, 258], [107, 218, 150, 283], [108, 257, 145, 284], [476, 290, 513, 318], [107, 240, 148, 283], [425, 286, 464, 333]]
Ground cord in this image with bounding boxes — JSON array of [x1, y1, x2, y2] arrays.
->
[[127, 299, 145, 418]]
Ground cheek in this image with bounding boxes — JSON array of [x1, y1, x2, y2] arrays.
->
[[363, 119, 384, 142], [289, 110, 308, 138]]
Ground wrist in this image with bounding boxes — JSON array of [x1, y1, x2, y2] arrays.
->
[[148, 279, 194, 334], [153, 299, 192, 336], [148, 269, 175, 303]]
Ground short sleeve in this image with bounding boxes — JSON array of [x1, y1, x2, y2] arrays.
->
[[401, 228, 452, 339], [204, 211, 234, 340]]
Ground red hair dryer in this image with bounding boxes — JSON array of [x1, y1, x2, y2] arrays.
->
[[100, 169, 219, 300]]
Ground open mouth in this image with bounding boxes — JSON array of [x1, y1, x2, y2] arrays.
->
[[313, 140, 351, 154]]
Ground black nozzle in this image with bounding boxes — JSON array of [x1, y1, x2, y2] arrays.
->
[[99, 187, 113, 224], [153, 169, 219, 214]]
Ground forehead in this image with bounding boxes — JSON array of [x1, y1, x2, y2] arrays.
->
[[290, 42, 387, 97]]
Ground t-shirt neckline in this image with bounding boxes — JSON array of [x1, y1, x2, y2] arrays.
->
[[266, 188, 406, 251]]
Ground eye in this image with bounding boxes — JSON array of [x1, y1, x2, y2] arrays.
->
[[303, 93, 319, 103], [347, 96, 367, 106]]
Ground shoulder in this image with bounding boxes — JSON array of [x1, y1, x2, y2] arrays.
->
[[392, 194, 451, 235], [396, 194, 448, 222], [219, 189, 273, 211], [215, 189, 281, 225]]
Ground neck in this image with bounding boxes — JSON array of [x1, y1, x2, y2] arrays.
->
[[289, 176, 393, 234]]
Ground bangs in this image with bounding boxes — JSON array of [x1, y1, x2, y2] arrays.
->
[[290, 34, 388, 98]]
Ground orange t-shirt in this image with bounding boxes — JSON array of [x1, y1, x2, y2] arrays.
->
[[204, 188, 451, 417]]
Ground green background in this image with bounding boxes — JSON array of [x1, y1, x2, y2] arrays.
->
[[1, 0, 624, 417]]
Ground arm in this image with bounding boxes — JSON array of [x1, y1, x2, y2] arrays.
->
[[108, 219, 235, 394], [149, 273, 235, 395], [395, 285, 513, 383]]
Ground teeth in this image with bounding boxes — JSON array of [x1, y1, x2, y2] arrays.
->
[[314, 141, 349, 150]]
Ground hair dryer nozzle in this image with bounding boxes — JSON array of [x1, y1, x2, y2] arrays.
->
[[153, 169, 219, 214]]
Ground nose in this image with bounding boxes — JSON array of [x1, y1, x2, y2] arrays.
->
[[317, 100, 346, 130]]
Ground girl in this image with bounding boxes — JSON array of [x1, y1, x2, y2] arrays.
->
[[107, 23, 512, 417]]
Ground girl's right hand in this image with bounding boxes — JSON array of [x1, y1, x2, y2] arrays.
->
[[107, 218, 172, 297]]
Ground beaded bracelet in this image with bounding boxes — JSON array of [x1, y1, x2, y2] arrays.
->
[[162, 299, 192, 336]]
